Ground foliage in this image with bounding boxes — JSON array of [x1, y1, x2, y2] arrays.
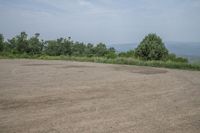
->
[[135, 33, 168, 60], [167, 53, 188, 63], [85, 43, 94, 57], [1, 32, 197, 71], [3, 32, 43, 54], [71, 42, 86, 56], [1, 32, 115, 57], [104, 47, 117, 59], [118, 50, 135, 57], [15, 32, 29, 53], [93, 43, 108, 57], [0, 34, 4, 52], [28, 33, 43, 55], [44, 40, 60, 56]]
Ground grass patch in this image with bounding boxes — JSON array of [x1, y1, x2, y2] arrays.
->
[[1, 54, 200, 71]]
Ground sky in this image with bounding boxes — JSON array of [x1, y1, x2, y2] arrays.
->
[[0, 0, 200, 44]]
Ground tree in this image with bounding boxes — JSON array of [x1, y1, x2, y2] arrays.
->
[[105, 47, 117, 59], [94, 43, 108, 57], [105, 52, 117, 59], [16, 32, 29, 53], [56, 37, 73, 55], [28, 33, 43, 54], [108, 47, 116, 53], [85, 43, 94, 57], [45, 40, 60, 56], [71, 42, 86, 56], [61, 38, 73, 55], [7, 37, 18, 53], [0, 34, 4, 52], [135, 33, 168, 60]]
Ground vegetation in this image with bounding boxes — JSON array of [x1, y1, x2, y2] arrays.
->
[[0, 32, 199, 70], [0, 32, 116, 58], [135, 34, 168, 60], [0, 34, 4, 52], [118, 50, 135, 58]]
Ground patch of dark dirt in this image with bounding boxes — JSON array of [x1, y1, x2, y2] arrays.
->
[[113, 66, 168, 75], [23, 64, 61, 66], [61, 65, 95, 69], [0, 96, 65, 110]]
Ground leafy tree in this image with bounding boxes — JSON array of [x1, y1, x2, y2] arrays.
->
[[135, 33, 168, 60], [61, 38, 72, 55], [44, 37, 73, 56], [72, 42, 86, 56], [0, 34, 4, 52], [85, 43, 94, 57], [45, 40, 60, 56], [94, 43, 108, 57], [28, 33, 43, 54], [57, 37, 73, 55], [105, 47, 117, 59], [57, 38, 65, 55], [7, 37, 18, 53], [108, 47, 116, 53], [15, 32, 29, 53]]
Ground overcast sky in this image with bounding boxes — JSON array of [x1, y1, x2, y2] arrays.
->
[[0, 0, 200, 44]]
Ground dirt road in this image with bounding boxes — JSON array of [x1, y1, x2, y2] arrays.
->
[[0, 59, 200, 133]]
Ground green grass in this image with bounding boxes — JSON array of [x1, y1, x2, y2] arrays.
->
[[1, 54, 200, 71]]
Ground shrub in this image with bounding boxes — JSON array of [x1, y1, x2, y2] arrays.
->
[[167, 53, 188, 63], [118, 50, 135, 58], [135, 33, 168, 60], [105, 52, 117, 59], [0, 34, 4, 52]]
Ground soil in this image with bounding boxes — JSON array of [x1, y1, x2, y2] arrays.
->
[[0, 59, 200, 133]]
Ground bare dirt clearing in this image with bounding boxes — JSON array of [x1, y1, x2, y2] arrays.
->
[[0, 59, 200, 133]]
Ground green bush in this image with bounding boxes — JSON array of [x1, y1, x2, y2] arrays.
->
[[0, 34, 4, 52], [1, 32, 200, 71], [167, 53, 188, 63], [118, 50, 135, 58], [135, 33, 168, 60], [105, 52, 117, 59]]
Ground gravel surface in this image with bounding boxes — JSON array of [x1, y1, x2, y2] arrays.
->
[[0, 59, 200, 133]]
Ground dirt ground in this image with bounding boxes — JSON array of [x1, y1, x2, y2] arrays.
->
[[0, 59, 200, 133]]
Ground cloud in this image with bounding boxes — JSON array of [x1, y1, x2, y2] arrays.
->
[[0, 0, 200, 43], [78, 0, 93, 7]]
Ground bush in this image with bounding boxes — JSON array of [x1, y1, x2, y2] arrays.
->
[[135, 33, 168, 60], [0, 34, 4, 52], [105, 52, 117, 59], [118, 50, 135, 58], [167, 53, 188, 63]]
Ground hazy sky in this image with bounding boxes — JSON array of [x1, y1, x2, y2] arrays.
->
[[0, 0, 200, 44]]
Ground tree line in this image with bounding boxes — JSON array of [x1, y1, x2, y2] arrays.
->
[[0, 32, 188, 63], [0, 32, 116, 58]]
